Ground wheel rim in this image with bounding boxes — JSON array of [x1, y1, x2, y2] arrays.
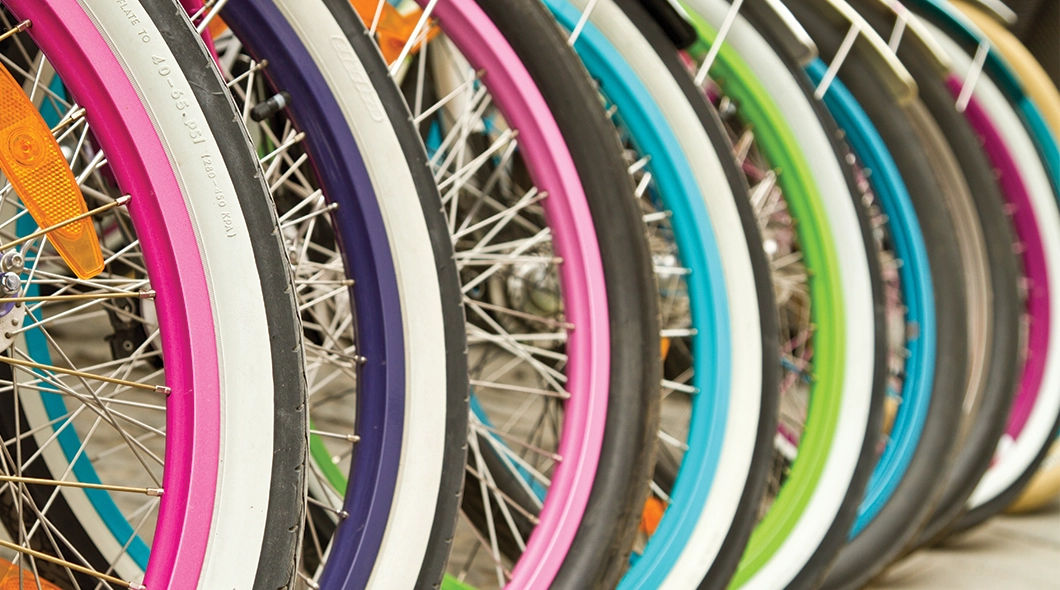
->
[[395, 1, 612, 586], [0, 2, 220, 586]]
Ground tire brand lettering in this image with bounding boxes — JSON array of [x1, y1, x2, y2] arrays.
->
[[330, 36, 386, 122]]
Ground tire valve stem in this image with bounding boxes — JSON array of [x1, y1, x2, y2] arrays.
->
[[250, 91, 292, 122]]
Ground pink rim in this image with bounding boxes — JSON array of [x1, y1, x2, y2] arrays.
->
[[422, 0, 611, 587], [12, 1, 221, 588], [951, 78, 1050, 440]]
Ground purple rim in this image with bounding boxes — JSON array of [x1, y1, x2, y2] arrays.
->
[[220, 3, 408, 589]]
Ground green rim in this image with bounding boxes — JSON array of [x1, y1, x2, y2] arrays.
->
[[680, 7, 848, 586]]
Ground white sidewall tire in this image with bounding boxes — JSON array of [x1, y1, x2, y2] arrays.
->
[[267, 1, 451, 586], [566, 0, 765, 584], [924, 24, 1060, 510], [684, 1, 878, 586]]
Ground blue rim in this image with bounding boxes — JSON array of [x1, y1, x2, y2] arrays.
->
[[542, 1, 736, 586], [805, 60, 937, 535]]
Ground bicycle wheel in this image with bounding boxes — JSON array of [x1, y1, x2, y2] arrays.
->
[[4, 2, 468, 587], [848, 0, 1025, 549], [382, 0, 662, 587], [776, 5, 969, 587], [678, 1, 887, 586], [918, 17, 1060, 532], [0, 0, 306, 587], [189, 2, 471, 587], [536, 1, 779, 588]]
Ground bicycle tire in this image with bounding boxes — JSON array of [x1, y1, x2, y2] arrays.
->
[[923, 21, 1060, 532], [600, 0, 782, 586], [471, 0, 662, 585], [781, 7, 968, 587], [847, 0, 1024, 549], [405, 0, 661, 586], [537, 1, 780, 587], [0, 0, 307, 587], [678, 2, 887, 587], [211, 2, 471, 587]]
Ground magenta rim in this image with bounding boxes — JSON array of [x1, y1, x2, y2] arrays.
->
[[422, 0, 611, 587], [11, 1, 220, 587], [950, 76, 1049, 439]]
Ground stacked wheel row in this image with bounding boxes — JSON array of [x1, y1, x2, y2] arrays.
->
[[0, 0, 1054, 588]]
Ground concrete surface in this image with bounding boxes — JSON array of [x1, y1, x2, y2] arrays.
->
[[870, 500, 1060, 589]]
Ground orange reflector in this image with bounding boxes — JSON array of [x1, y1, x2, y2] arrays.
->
[[660, 337, 671, 361], [640, 496, 666, 537], [0, 558, 61, 590], [207, 15, 229, 38], [0, 63, 103, 279], [351, 0, 440, 63]]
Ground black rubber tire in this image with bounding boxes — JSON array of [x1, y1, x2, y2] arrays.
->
[[780, 5, 971, 589], [611, 1, 783, 586], [472, 1, 663, 587], [848, 0, 1026, 550]]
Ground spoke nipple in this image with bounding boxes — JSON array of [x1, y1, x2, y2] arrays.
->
[[130, 583, 147, 590], [551, 453, 563, 463], [116, 195, 133, 206], [343, 279, 354, 287], [347, 434, 360, 443], [16, 20, 30, 32], [355, 355, 367, 365], [155, 385, 172, 395], [339, 510, 349, 520], [139, 289, 156, 299], [147, 487, 164, 497]]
